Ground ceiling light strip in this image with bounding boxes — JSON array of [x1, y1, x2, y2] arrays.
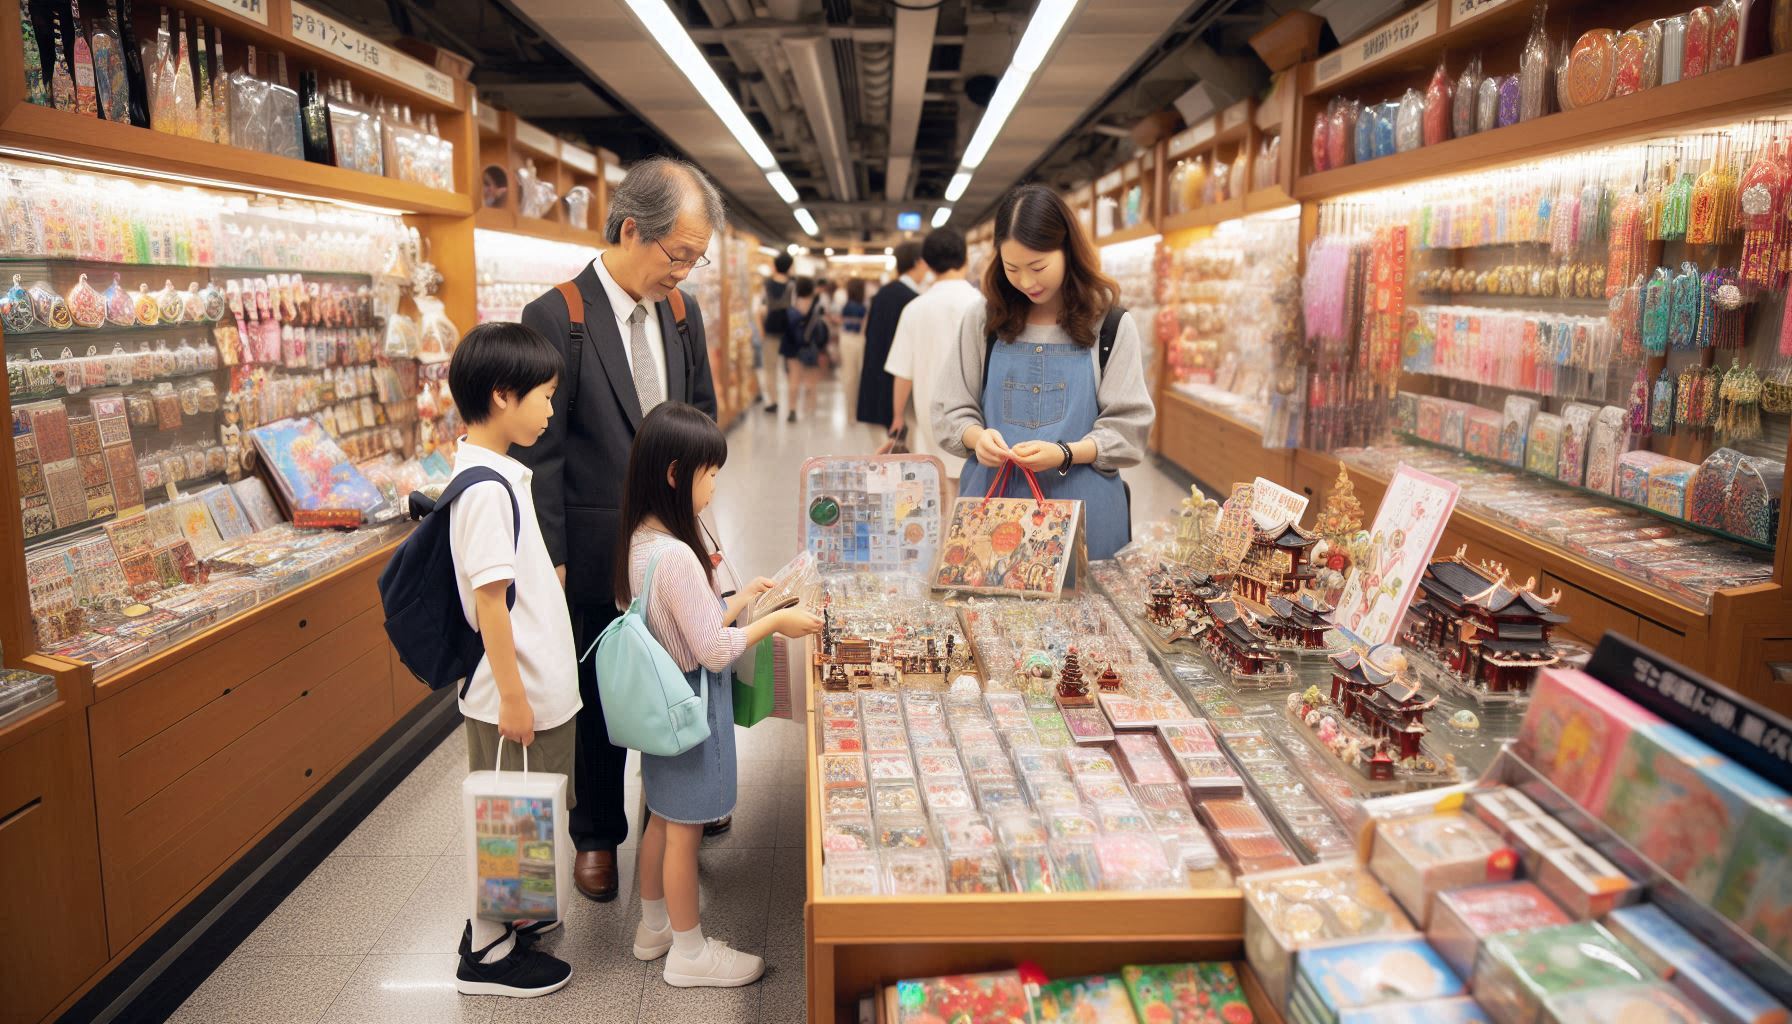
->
[[945, 0, 1081, 210]]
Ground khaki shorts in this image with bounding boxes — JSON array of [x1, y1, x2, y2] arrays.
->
[[463, 717, 579, 810]]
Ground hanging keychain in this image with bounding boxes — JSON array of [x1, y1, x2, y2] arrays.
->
[[1652, 368, 1677, 434]]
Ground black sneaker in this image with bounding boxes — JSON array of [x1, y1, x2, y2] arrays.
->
[[763, 403, 779, 414], [456, 921, 572, 998]]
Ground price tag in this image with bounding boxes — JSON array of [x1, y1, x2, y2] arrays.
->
[[1452, 0, 1524, 27], [198, 0, 268, 26], [1314, 1, 1440, 89], [289, 2, 456, 104]]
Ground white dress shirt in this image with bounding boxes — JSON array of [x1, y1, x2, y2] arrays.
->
[[885, 277, 982, 477], [591, 253, 668, 406]]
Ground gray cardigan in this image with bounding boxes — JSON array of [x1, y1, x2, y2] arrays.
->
[[932, 307, 1155, 474]]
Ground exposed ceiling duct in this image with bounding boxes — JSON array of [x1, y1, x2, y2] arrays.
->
[[883, 0, 938, 201], [782, 32, 858, 202]]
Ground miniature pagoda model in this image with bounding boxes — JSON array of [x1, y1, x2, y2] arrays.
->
[[1200, 600, 1298, 688], [1401, 547, 1569, 704], [1056, 647, 1094, 708], [1285, 644, 1457, 790], [1231, 514, 1320, 609], [1097, 663, 1122, 693]]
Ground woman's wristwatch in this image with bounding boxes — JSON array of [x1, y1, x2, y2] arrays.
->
[[1055, 441, 1074, 475]]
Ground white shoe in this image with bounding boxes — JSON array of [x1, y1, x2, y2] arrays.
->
[[661, 938, 765, 988], [633, 919, 673, 961]]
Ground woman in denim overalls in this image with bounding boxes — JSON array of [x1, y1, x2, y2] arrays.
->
[[936, 184, 1157, 561]]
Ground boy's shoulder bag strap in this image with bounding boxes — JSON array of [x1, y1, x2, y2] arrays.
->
[[556, 281, 585, 407]]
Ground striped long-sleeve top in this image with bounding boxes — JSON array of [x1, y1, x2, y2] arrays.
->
[[626, 527, 747, 674]]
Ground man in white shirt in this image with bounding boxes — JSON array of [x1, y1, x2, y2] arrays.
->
[[885, 227, 980, 478]]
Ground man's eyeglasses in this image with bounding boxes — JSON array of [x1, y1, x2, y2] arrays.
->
[[655, 239, 711, 270]]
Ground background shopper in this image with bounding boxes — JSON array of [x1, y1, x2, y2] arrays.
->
[[933, 183, 1153, 561], [780, 277, 827, 422], [759, 252, 794, 414], [885, 227, 979, 480], [856, 240, 925, 429], [836, 278, 869, 409]]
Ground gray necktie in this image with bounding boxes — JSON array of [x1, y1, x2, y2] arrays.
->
[[627, 304, 663, 413]]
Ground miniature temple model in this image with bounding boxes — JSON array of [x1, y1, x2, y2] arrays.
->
[[1402, 547, 1569, 703], [1285, 644, 1457, 790]]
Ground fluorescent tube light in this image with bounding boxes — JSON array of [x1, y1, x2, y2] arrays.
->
[[622, 0, 779, 171], [1010, 0, 1079, 74], [932, 206, 952, 228], [960, 69, 1031, 170], [765, 170, 799, 204], [793, 207, 821, 236], [944, 171, 973, 203]]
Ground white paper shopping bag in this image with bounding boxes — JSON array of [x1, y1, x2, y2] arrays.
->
[[462, 740, 571, 923]]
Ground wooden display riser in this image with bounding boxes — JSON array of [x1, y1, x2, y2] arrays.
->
[[6, 540, 423, 1023], [1151, 395, 1792, 710]]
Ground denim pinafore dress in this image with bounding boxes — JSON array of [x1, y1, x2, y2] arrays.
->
[[957, 324, 1131, 560]]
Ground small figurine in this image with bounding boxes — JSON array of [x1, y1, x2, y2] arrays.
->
[[1097, 662, 1122, 693], [1055, 646, 1094, 708]]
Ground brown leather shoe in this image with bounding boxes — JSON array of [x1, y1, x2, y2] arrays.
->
[[702, 815, 732, 837], [574, 850, 618, 902]]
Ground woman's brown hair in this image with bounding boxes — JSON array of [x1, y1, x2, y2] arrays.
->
[[981, 183, 1119, 347]]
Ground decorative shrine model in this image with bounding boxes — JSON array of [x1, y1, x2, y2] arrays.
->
[[1284, 644, 1460, 792], [1399, 546, 1571, 705], [816, 604, 974, 692], [1054, 646, 1095, 708]]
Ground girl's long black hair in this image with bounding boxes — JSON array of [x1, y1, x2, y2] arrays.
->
[[614, 402, 729, 602]]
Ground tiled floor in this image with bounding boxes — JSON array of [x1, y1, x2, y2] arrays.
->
[[171, 378, 1189, 1024]]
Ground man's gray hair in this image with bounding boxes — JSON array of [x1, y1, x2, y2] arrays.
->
[[603, 156, 726, 245]]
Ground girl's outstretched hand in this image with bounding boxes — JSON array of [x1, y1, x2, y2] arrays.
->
[[773, 608, 825, 638], [746, 576, 776, 597]]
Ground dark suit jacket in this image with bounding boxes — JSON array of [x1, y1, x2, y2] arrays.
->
[[855, 278, 920, 427], [515, 260, 717, 612]]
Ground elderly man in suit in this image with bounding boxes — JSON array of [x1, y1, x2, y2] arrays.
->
[[517, 156, 723, 903]]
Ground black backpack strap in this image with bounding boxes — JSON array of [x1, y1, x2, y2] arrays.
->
[[1098, 306, 1125, 379], [981, 332, 998, 400], [668, 287, 695, 402], [433, 466, 520, 700]]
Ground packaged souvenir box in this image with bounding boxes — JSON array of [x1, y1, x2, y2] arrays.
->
[[1516, 667, 1661, 811], [1713, 799, 1792, 967], [1241, 863, 1415, 1009], [1604, 903, 1789, 1024], [1368, 813, 1517, 925], [1541, 983, 1709, 1023], [1555, 403, 1597, 486], [1583, 405, 1630, 495], [1647, 460, 1697, 518], [1615, 450, 1678, 506], [1427, 882, 1571, 979], [1293, 936, 1464, 1019], [1600, 721, 1789, 902], [1031, 973, 1136, 1024], [1499, 395, 1538, 467], [1464, 407, 1503, 460], [1525, 412, 1564, 478], [1121, 961, 1255, 1024], [1472, 923, 1653, 1024], [891, 969, 1033, 1024]]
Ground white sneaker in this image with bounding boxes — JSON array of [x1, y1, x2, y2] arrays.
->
[[633, 919, 673, 961], [661, 938, 765, 988]]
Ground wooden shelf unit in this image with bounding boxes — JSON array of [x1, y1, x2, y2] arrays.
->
[[472, 109, 608, 248], [1091, 146, 1161, 245]]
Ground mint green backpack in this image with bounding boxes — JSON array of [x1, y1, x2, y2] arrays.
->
[[585, 552, 711, 756]]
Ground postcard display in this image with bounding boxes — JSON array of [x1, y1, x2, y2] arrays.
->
[[1299, 113, 1792, 613], [1162, 213, 1304, 444], [6, 159, 454, 678]]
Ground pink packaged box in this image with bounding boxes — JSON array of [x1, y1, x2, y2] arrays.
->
[[1428, 881, 1571, 979], [1113, 733, 1180, 786], [1616, 450, 1677, 505], [1369, 813, 1518, 926], [1516, 667, 1662, 813], [1418, 396, 1447, 443], [1556, 403, 1597, 486], [1465, 407, 1503, 460]]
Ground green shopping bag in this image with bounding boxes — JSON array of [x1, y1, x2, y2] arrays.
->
[[732, 637, 777, 728]]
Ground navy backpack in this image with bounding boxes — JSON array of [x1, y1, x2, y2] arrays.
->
[[378, 467, 518, 696]]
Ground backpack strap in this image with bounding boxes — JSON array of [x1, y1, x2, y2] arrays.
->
[[432, 465, 520, 699], [667, 288, 694, 402], [557, 280, 585, 409]]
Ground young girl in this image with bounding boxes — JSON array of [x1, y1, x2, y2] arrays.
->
[[934, 183, 1155, 560], [614, 403, 822, 988]]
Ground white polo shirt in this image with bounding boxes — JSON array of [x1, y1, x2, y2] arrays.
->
[[591, 252, 668, 406], [884, 277, 982, 477], [449, 439, 581, 730]]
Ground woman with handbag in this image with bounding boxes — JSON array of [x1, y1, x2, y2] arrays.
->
[[613, 403, 822, 987], [778, 276, 828, 422], [933, 183, 1155, 560]]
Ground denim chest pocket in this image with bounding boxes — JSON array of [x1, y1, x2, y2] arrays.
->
[[1001, 380, 1068, 429]]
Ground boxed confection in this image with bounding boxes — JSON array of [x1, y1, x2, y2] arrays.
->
[[1241, 862, 1415, 1010], [1647, 460, 1698, 518], [1525, 412, 1564, 479], [1531, 838, 1640, 919], [1505, 817, 1584, 880], [889, 969, 1031, 1023], [1465, 407, 1503, 460], [1367, 813, 1517, 926], [1600, 722, 1790, 903], [1120, 962, 1254, 1024], [1440, 399, 1469, 450], [1616, 450, 1679, 506], [1583, 405, 1630, 495], [1293, 936, 1464, 1022], [1471, 922, 1653, 1024], [1556, 403, 1598, 486], [1466, 788, 1548, 844], [1500, 395, 1538, 467], [1605, 903, 1790, 1024], [1427, 882, 1571, 979], [1540, 982, 1713, 1024], [1714, 798, 1792, 969], [1516, 667, 1661, 812], [1418, 396, 1447, 444], [1319, 996, 1493, 1023], [1031, 973, 1137, 1023]]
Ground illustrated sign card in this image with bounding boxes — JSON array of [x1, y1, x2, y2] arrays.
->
[[934, 493, 1081, 598], [1249, 475, 1310, 528], [799, 455, 944, 573], [1211, 482, 1256, 569], [1333, 464, 1461, 647]]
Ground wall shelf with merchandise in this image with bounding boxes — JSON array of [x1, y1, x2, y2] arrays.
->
[[1091, 148, 1159, 245], [472, 106, 606, 248], [5, 0, 471, 218]]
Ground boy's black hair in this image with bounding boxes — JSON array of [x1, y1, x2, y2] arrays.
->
[[793, 276, 818, 299], [773, 252, 794, 274], [448, 321, 563, 424], [893, 240, 923, 275], [922, 227, 967, 273]]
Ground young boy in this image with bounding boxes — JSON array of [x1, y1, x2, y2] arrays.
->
[[445, 322, 580, 998]]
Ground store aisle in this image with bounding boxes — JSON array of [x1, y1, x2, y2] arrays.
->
[[168, 379, 1189, 1024]]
